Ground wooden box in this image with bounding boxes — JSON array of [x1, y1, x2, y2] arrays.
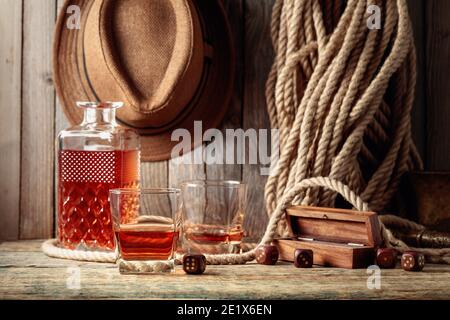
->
[[274, 206, 382, 269]]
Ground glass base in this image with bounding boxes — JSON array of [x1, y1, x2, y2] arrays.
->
[[118, 258, 175, 274]]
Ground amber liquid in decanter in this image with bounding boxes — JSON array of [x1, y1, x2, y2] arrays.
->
[[58, 149, 140, 250], [57, 101, 141, 251]]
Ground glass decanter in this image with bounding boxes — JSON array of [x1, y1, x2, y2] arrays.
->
[[57, 102, 140, 251]]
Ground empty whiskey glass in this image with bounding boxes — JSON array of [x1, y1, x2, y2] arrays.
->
[[180, 180, 247, 255], [110, 188, 181, 274]]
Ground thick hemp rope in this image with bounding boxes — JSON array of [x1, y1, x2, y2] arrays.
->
[[43, 0, 450, 266], [262, 0, 450, 264]]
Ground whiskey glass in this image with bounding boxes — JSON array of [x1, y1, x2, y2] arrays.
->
[[57, 102, 140, 252], [110, 188, 181, 274], [180, 180, 247, 255]]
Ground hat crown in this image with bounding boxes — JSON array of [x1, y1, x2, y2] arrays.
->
[[83, 0, 204, 128]]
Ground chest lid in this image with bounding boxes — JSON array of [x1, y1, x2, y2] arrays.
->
[[285, 206, 382, 247]]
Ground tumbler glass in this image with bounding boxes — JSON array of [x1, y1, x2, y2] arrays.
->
[[180, 180, 247, 255], [110, 188, 181, 274]]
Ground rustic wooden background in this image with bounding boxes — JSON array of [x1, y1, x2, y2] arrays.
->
[[0, 0, 449, 241]]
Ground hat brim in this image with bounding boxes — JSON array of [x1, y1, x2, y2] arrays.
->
[[53, 0, 235, 161]]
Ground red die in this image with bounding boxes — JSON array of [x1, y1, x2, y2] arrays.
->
[[255, 245, 279, 265], [401, 251, 425, 272], [376, 248, 398, 269], [183, 254, 207, 275], [294, 249, 313, 268]]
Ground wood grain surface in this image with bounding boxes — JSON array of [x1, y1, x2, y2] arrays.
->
[[20, 0, 56, 239], [242, 0, 274, 241], [425, 0, 450, 170], [206, 0, 243, 184], [0, 0, 23, 240], [1, 240, 449, 299]]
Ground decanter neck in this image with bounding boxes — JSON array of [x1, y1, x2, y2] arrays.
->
[[82, 108, 117, 126]]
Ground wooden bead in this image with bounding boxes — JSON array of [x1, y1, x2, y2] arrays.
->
[[294, 249, 313, 268], [255, 245, 279, 265], [183, 254, 206, 275], [376, 248, 398, 269], [401, 251, 425, 272]]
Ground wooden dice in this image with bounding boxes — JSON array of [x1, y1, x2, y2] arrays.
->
[[401, 251, 425, 272], [255, 245, 279, 265], [294, 249, 313, 268], [183, 254, 207, 274], [376, 248, 398, 269]]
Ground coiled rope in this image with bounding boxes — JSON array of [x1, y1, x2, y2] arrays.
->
[[43, 0, 450, 265], [262, 0, 450, 264]]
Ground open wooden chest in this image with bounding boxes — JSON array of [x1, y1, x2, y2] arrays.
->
[[274, 206, 383, 269]]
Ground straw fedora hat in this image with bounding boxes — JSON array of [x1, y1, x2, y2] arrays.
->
[[53, 0, 235, 161]]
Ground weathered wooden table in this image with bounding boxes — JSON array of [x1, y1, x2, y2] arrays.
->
[[1, 240, 449, 300]]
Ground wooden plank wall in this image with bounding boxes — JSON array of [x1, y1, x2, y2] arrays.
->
[[0, 0, 450, 241], [0, 0, 22, 240], [20, 0, 55, 239], [425, 1, 450, 170]]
